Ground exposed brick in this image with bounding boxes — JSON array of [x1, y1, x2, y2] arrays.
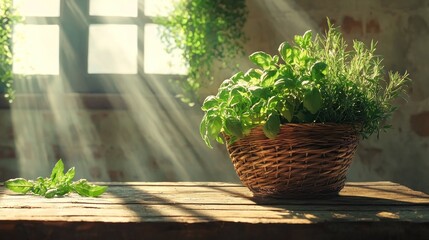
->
[[92, 145, 104, 159], [108, 170, 124, 181], [366, 19, 381, 34], [410, 111, 429, 137], [342, 16, 363, 35], [90, 167, 102, 179], [0, 146, 16, 159], [358, 147, 383, 165]]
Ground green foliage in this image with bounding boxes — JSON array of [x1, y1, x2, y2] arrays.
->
[[4, 159, 107, 198], [155, 0, 248, 105], [0, 0, 22, 103], [200, 21, 409, 148]]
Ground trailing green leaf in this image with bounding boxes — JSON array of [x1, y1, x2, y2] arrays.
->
[[154, 0, 248, 105], [0, 0, 23, 102]]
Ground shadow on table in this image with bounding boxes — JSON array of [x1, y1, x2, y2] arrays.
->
[[107, 183, 429, 240]]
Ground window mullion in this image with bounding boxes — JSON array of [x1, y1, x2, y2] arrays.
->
[[59, 0, 89, 92]]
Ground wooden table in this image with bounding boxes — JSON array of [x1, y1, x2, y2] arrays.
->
[[1, 182, 429, 240]]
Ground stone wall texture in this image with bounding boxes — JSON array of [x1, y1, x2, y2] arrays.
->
[[1, 0, 429, 193]]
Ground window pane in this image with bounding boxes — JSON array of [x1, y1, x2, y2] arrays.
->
[[90, 0, 137, 17], [88, 24, 138, 74], [144, 0, 178, 17], [13, 24, 59, 75], [144, 24, 187, 75], [13, 0, 60, 17]]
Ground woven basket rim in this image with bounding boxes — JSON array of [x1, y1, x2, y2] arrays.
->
[[223, 122, 361, 138]]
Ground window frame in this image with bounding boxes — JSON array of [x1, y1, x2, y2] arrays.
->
[[12, 0, 185, 97]]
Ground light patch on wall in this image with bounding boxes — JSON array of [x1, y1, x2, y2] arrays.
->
[[88, 24, 138, 74], [13, 0, 60, 17], [144, 24, 187, 75], [13, 24, 59, 75], [90, 0, 138, 17]]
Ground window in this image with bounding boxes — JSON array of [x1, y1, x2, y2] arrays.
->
[[13, 0, 187, 93], [13, 24, 60, 75], [88, 24, 138, 74]]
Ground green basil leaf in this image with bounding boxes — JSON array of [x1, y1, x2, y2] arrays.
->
[[200, 115, 212, 148], [50, 159, 65, 183], [278, 41, 293, 62], [72, 180, 107, 197], [294, 35, 303, 47], [274, 78, 296, 89], [216, 88, 229, 101], [267, 96, 279, 109], [72, 180, 92, 197], [56, 184, 71, 196], [278, 101, 294, 122], [4, 178, 33, 194], [303, 88, 323, 114], [208, 116, 222, 140], [311, 61, 328, 81], [215, 135, 224, 144], [249, 51, 273, 70], [249, 86, 270, 99], [244, 68, 262, 80], [201, 95, 218, 111], [230, 71, 244, 83], [32, 179, 48, 196], [87, 185, 108, 197], [219, 79, 232, 89], [263, 112, 281, 139], [261, 70, 279, 87], [272, 55, 279, 64], [63, 167, 76, 184], [295, 30, 312, 48], [224, 117, 243, 138], [302, 30, 312, 46], [45, 188, 58, 198]]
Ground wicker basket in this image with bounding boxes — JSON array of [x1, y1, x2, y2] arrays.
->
[[225, 123, 359, 198]]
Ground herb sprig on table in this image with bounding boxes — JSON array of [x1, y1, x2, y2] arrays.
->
[[4, 159, 107, 198]]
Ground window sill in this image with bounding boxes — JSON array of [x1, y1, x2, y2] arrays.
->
[[0, 94, 127, 110]]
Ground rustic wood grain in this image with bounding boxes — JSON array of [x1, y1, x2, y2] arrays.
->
[[0, 182, 429, 240]]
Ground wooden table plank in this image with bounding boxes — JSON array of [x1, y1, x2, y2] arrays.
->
[[1, 182, 429, 240]]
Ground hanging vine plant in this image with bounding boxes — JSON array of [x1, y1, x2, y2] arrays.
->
[[0, 0, 22, 103], [155, 0, 248, 106]]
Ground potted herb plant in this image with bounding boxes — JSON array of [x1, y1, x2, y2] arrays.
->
[[199, 21, 409, 198]]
